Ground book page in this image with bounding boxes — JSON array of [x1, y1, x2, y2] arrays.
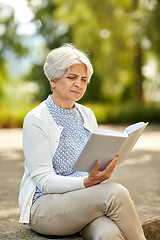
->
[[118, 123, 148, 164], [124, 122, 148, 135], [93, 129, 128, 137]]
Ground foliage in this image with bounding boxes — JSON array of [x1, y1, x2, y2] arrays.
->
[[86, 101, 160, 124], [147, 0, 160, 55], [23, 0, 160, 104], [0, 101, 160, 128], [0, 0, 160, 127], [0, 4, 27, 56], [0, 101, 39, 128], [24, 0, 72, 100], [53, 0, 156, 103], [0, 3, 28, 103]]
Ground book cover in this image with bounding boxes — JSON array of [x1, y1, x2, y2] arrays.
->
[[73, 122, 148, 172]]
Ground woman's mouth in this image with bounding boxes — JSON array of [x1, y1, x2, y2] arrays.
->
[[71, 90, 81, 94]]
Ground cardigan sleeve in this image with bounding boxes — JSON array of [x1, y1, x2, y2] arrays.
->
[[23, 114, 86, 194]]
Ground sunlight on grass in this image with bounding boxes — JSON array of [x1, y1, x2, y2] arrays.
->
[[0, 102, 160, 128]]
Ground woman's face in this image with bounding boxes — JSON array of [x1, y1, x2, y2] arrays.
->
[[50, 63, 88, 109]]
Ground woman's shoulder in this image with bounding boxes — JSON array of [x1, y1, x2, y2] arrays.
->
[[23, 101, 60, 135], [26, 101, 47, 117], [24, 101, 49, 125]]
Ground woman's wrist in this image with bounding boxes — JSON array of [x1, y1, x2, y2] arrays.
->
[[83, 177, 90, 188], [83, 176, 99, 188]]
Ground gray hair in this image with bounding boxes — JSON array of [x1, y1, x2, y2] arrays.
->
[[43, 43, 93, 83]]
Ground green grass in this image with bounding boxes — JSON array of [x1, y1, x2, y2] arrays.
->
[[0, 103, 38, 128], [85, 102, 160, 124], [0, 101, 160, 128]]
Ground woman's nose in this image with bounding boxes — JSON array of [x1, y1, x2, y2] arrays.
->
[[74, 78, 81, 87]]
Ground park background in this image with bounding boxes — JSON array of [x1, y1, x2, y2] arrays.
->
[[0, 0, 160, 127], [0, 1, 160, 239]]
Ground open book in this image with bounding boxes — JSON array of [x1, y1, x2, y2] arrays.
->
[[73, 122, 148, 172]]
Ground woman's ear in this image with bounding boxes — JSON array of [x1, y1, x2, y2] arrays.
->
[[50, 79, 56, 89]]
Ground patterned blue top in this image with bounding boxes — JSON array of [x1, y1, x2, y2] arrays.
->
[[33, 95, 91, 199]]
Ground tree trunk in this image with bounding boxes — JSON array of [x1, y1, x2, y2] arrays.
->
[[134, 42, 144, 103]]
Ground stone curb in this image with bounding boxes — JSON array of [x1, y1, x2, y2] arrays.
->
[[0, 219, 159, 240], [142, 219, 160, 240]]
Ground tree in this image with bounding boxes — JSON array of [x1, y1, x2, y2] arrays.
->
[[24, 0, 72, 101], [54, 0, 136, 102], [0, 3, 28, 103], [54, 0, 159, 104], [10, 0, 159, 104]]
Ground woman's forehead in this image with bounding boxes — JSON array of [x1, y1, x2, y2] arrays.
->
[[69, 63, 87, 74]]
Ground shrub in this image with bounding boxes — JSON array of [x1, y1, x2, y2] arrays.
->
[[85, 102, 160, 124], [0, 102, 160, 128]]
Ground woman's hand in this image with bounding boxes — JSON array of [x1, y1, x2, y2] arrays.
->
[[83, 155, 118, 188]]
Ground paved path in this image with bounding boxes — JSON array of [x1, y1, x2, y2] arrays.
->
[[0, 124, 160, 239]]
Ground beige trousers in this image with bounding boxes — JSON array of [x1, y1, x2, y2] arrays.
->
[[29, 182, 146, 240]]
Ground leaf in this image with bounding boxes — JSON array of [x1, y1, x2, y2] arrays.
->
[[21, 234, 29, 240]]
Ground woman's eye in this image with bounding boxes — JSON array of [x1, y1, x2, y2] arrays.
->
[[67, 76, 76, 80], [67, 76, 87, 82], [82, 78, 87, 82]]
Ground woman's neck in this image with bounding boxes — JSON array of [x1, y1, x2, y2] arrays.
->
[[50, 94, 74, 109]]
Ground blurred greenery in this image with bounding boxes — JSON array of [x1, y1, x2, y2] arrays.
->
[[0, 0, 160, 127], [86, 102, 160, 124], [0, 101, 160, 128]]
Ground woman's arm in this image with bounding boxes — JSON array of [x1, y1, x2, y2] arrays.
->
[[23, 115, 86, 194]]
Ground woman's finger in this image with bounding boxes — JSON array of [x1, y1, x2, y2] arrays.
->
[[91, 160, 101, 173], [103, 155, 118, 174]]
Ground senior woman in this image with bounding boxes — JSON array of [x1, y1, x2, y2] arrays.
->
[[18, 44, 146, 240]]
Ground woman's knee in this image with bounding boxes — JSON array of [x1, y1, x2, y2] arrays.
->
[[109, 182, 131, 202], [99, 224, 124, 240], [96, 223, 124, 240], [102, 182, 133, 216], [118, 182, 130, 195], [81, 216, 124, 240]]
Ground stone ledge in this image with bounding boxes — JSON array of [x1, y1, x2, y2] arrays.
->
[[142, 219, 160, 240], [0, 218, 159, 240]]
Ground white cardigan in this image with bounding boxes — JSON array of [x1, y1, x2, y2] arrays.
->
[[18, 101, 98, 223]]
